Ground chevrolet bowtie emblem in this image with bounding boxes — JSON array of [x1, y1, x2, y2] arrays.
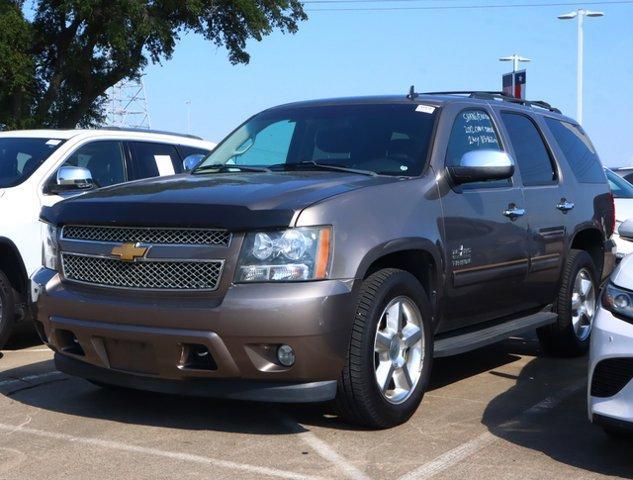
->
[[111, 243, 149, 262]]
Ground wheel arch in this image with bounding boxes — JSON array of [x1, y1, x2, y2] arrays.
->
[[569, 228, 604, 277], [355, 238, 443, 316], [0, 237, 29, 300]]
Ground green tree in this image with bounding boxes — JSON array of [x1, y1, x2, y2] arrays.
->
[[0, 0, 306, 129]]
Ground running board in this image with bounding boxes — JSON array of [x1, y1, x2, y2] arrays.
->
[[433, 312, 558, 358]]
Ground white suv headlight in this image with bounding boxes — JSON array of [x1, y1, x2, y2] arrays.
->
[[42, 222, 60, 271], [236, 227, 332, 282]]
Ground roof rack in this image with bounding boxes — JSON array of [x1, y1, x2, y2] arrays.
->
[[97, 127, 204, 141], [410, 88, 562, 114]]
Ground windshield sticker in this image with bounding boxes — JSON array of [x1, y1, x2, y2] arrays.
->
[[415, 105, 436, 114], [46, 139, 62, 146]]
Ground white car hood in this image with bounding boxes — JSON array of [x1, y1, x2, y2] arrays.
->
[[611, 254, 633, 289]]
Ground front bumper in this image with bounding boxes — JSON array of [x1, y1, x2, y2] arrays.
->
[[32, 268, 357, 402], [588, 306, 633, 427]]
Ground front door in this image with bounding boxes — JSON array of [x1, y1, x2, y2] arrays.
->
[[439, 107, 529, 332]]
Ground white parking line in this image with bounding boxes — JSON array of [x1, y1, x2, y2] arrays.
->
[[0, 371, 63, 387], [0, 422, 325, 480], [279, 416, 372, 480], [398, 381, 585, 480]]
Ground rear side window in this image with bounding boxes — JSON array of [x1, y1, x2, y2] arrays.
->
[[177, 145, 212, 161], [129, 142, 182, 179], [545, 118, 604, 183], [501, 112, 556, 186]]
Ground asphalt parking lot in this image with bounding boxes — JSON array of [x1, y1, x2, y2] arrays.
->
[[0, 329, 631, 480]]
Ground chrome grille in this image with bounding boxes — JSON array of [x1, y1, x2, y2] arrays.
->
[[62, 254, 223, 291], [62, 225, 230, 247]]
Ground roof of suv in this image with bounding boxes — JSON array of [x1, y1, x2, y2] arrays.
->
[[268, 93, 576, 124], [0, 128, 216, 148]]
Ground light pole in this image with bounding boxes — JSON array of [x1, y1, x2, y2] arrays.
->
[[499, 54, 531, 73], [558, 9, 604, 124], [185, 100, 192, 134]]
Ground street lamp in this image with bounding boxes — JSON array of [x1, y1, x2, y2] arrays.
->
[[558, 9, 604, 124], [185, 100, 192, 134], [499, 54, 531, 73]]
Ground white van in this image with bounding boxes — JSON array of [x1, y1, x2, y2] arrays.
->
[[0, 128, 215, 346]]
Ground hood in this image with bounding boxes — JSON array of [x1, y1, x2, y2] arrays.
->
[[41, 171, 397, 230]]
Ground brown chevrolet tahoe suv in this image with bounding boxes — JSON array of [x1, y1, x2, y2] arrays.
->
[[31, 91, 616, 428]]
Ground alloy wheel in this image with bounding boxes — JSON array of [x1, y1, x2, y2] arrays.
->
[[571, 267, 596, 342], [373, 296, 425, 404]]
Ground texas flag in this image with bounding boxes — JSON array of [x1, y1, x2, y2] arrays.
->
[[514, 70, 527, 99]]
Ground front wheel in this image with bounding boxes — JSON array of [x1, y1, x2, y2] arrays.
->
[[0, 270, 16, 349], [336, 269, 433, 428]]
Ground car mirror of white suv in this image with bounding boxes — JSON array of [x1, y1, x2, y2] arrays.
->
[[52, 166, 95, 193], [183, 154, 206, 172], [618, 219, 633, 240]]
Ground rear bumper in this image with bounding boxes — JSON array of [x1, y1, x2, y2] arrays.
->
[[32, 267, 357, 402]]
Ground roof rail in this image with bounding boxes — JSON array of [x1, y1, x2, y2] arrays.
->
[[417, 90, 562, 114], [97, 127, 204, 141]]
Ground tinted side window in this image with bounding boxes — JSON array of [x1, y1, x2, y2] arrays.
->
[[446, 109, 505, 188], [501, 113, 556, 186], [129, 142, 181, 179], [446, 110, 502, 166], [545, 118, 604, 183], [61, 141, 126, 188]]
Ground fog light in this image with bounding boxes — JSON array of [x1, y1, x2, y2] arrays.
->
[[277, 344, 296, 367]]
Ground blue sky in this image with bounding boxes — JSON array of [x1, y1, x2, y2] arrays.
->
[[143, 1, 633, 166]]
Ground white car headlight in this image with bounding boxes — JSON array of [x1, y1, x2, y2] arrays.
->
[[602, 283, 633, 321], [41, 222, 60, 271], [236, 227, 332, 282]]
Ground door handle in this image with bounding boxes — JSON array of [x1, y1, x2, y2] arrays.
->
[[556, 199, 575, 212], [503, 205, 526, 220]]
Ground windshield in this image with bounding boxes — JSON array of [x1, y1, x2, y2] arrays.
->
[[606, 168, 633, 199], [0, 137, 65, 188], [195, 103, 438, 176]]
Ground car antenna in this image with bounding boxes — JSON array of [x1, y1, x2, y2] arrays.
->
[[407, 85, 418, 100]]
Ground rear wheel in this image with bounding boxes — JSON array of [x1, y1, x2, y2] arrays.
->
[[538, 249, 597, 356], [0, 270, 15, 349], [336, 269, 432, 428]]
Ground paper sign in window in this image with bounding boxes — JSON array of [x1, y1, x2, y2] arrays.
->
[[154, 155, 175, 176]]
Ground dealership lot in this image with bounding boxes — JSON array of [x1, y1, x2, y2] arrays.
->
[[0, 331, 631, 480]]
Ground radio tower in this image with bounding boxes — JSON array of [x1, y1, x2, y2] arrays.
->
[[105, 77, 152, 129]]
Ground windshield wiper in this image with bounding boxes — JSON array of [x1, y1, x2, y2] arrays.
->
[[294, 161, 377, 177], [193, 164, 271, 174]]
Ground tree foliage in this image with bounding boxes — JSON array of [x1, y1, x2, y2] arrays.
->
[[0, 0, 306, 129]]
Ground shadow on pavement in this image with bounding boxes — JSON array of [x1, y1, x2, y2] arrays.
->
[[483, 355, 633, 479]]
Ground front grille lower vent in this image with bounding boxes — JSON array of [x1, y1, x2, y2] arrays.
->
[[591, 358, 633, 398], [62, 225, 230, 247], [62, 253, 223, 291]]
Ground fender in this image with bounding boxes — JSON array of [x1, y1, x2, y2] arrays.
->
[[0, 236, 29, 297]]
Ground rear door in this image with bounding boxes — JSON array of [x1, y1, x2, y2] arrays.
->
[[496, 110, 568, 308], [439, 106, 530, 331]]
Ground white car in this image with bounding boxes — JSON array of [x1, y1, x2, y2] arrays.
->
[[605, 168, 633, 259], [0, 128, 215, 346], [589, 253, 633, 437]]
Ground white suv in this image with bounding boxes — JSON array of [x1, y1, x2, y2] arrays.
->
[[0, 128, 215, 346]]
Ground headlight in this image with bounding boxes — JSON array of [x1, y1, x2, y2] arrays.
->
[[41, 222, 60, 271], [602, 283, 633, 320], [236, 227, 332, 282]]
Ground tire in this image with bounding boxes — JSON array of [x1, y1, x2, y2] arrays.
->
[[336, 268, 433, 429], [0, 269, 16, 350], [537, 249, 598, 357]]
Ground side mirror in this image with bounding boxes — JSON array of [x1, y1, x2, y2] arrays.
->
[[619, 219, 633, 239], [183, 154, 205, 172], [447, 150, 515, 185], [55, 166, 94, 191]]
